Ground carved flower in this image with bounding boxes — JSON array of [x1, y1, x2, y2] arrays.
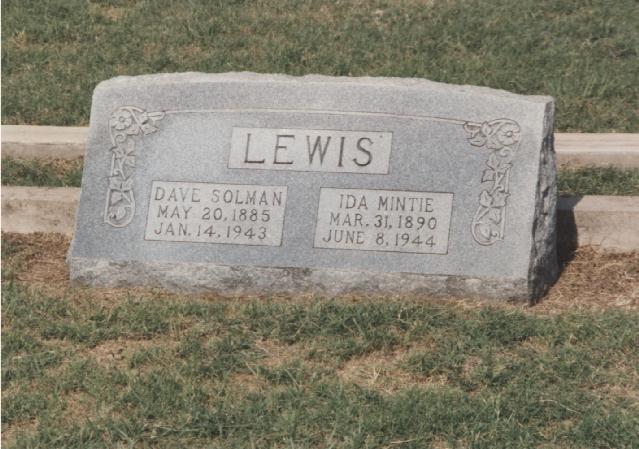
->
[[111, 109, 140, 135], [495, 123, 520, 146], [112, 109, 133, 130]]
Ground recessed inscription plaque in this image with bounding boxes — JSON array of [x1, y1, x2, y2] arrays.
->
[[229, 127, 392, 174], [145, 181, 287, 246], [314, 188, 453, 254]]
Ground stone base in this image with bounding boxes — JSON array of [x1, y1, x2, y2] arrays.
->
[[69, 257, 531, 302]]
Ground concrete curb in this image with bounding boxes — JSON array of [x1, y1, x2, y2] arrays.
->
[[557, 195, 639, 252], [2, 125, 639, 168], [2, 186, 637, 252], [555, 133, 639, 168], [1, 186, 80, 236], [2, 125, 88, 160]]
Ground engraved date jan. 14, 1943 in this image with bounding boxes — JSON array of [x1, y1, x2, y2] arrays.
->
[[144, 181, 287, 246]]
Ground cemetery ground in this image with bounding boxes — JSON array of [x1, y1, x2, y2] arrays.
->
[[3, 0, 639, 447], [2, 232, 638, 448], [2, 0, 638, 133]]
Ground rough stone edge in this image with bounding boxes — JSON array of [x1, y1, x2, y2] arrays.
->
[[93, 71, 553, 105], [527, 100, 559, 303], [68, 257, 529, 301]]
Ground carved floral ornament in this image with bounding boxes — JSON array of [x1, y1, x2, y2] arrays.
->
[[463, 119, 521, 246], [104, 107, 165, 227], [102, 106, 519, 248]]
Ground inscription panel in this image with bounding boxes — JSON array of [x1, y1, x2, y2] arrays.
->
[[145, 181, 287, 246], [314, 188, 453, 254], [229, 127, 392, 174]]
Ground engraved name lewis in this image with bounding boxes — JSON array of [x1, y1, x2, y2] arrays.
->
[[145, 181, 287, 246], [229, 127, 393, 174], [314, 188, 453, 254]]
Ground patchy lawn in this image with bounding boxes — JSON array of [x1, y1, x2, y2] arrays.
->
[[2, 233, 638, 448], [2, 0, 638, 131], [1, 158, 83, 188]]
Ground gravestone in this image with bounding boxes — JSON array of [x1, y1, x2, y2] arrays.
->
[[69, 73, 558, 302]]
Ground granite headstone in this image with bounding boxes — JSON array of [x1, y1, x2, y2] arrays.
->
[[69, 73, 558, 302]]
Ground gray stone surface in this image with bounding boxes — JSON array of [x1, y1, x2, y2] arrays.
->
[[68, 72, 558, 302]]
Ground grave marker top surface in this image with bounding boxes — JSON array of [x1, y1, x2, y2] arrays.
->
[[69, 72, 557, 301]]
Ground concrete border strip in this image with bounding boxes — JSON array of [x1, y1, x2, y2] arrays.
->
[[2, 126, 639, 168], [555, 133, 639, 168], [557, 195, 639, 252], [2, 125, 88, 160], [1, 186, 80, 236]]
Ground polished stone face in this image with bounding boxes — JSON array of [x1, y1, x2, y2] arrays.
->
[[69, 72, 558, 301]]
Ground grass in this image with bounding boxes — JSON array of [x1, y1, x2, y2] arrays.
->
[[3, 281, 639, 448], [2, 0, 639, 131], [1, 233, 639, 448], [557, 166, 639, 196], [1, 158, 83, 188], [4, 157, 639, 196]]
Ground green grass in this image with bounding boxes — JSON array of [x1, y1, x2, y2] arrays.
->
[[2, 0, 638, 131], [4, 157, 639, 196], [2, 277, 638, 448], [1, 158, 82, 188], [558, 166, 639, 196]]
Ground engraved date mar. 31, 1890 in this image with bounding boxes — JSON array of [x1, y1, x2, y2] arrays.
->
[[314, 188, 453, 254]]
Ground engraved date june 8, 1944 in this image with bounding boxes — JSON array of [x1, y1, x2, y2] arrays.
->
[[314, 188, 453, 255]]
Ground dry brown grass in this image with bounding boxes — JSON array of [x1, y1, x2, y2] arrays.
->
[[1, 419, 38, 448], [88, 4, 128, 22], [539, 247, 639, 313], [86, 338, 174, 370]]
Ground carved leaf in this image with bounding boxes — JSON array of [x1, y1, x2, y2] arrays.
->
[[120, 178, 133, 192], [481, 122, 492, 137], [109, 176, 123, 191], [477, 223, 492, 241], [492, 191, 509, 207], [468, 135, 488, 147], [464, 123, 488, 147], [111, 191, 123, 205], [487, 208, 501, 223], [112, 140, 134, 158], [111, 145, 126, 158], [486, 153, 497, 170], [479, 191, 493, 208], [122, 155, 136, 168], [140, 122, 159, 135], [487, 152, 502, 170], [482, 169, 495, 182], [486, 135, 503, 150], [463, 122, 481, 136]]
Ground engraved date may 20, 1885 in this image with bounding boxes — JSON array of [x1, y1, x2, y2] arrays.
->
[[314, 188, 453, 254], [145, 181, 288, 246]]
